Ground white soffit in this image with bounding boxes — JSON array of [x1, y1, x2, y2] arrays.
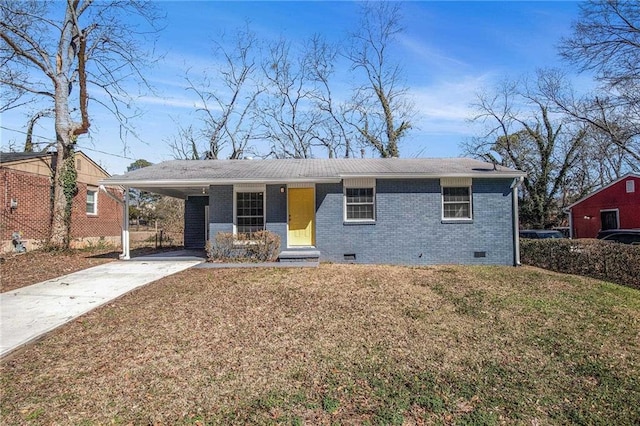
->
[[343, 177, 376, 188], [233, 183, 266, 192], [440, 177, 472, 187]]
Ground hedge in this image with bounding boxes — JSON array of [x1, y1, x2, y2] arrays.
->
[[520, 239, 640, 290]]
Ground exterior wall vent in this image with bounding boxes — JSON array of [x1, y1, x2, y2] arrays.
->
[[344, 253, 356, 261], [474, 251, 486, 258]]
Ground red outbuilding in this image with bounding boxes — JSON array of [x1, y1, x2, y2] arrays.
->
[[567, 173, 640, 239]]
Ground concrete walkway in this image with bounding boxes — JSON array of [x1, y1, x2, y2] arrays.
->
[[0, 256, 202, 358]]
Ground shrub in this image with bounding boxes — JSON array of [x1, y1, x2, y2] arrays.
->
[[206, 231, 281, 263], [520, 239, 640, 290]]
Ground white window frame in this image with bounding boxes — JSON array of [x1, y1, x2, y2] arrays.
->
[[233, 184, 266, 238], [343, 178, 376, 222], [440, 177, 472, 221], [86, 188, 98, 215]]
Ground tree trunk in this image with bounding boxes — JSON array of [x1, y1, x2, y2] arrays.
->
[[49, 77, 75, 249]]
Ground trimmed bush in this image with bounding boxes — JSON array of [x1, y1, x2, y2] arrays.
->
[[206, 231, 281, 263], [520, 239, 640, 290]]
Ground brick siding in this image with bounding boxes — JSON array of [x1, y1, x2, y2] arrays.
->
[[1, 168, 52, 242], [1, 167, 123, 252], [315, 178, 515, 265], [199, 178, 517, 265], [70, 182, 123, 240]]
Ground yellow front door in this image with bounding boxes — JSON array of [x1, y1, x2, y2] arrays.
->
[[288, 187, 315, 246]]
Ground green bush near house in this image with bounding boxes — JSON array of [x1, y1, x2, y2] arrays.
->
[[520, 239, 640, 289]]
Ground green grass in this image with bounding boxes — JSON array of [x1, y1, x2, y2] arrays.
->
[[1, 264, 639, 424]]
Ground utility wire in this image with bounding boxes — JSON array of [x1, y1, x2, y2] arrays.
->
[[0, 125, 136, 160]]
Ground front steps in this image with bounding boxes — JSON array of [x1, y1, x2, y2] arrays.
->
[[278, 249, 320, 265]]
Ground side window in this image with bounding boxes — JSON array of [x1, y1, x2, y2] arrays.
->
[[442, 186, 472, 220], [86, 189, 98, 215]]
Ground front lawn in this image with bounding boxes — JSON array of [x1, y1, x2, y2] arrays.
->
[[1, 264, 639, 424]]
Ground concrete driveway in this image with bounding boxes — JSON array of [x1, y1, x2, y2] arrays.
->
[[1, 255, 203, 358]]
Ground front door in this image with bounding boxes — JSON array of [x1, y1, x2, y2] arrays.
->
[[288, 187, 315, 246]]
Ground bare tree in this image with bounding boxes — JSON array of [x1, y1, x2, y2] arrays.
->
[[304, 34, 354, 158], [560, 0, 640, 94], [259, 38, 322, 158], [537, 69, 640, 171], [24, 109, 53, 152], [345, 1, 414, 158], [558, 0, 640, 164], [466, 76, 591, 228], [0, 1, 161, 248], [166, 123, 202, 160], [184, 24, 262, 160]]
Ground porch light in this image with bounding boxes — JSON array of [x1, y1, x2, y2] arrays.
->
[[280, 186, 285, 193], [584, 215, 592, 220]]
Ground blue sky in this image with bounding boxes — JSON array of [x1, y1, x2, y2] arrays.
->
[[0, 1, 584, 174]]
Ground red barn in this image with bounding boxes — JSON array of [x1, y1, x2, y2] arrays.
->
[[567, 173, 640, 239]]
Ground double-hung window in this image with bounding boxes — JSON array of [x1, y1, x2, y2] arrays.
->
[[234, 185, 265, 237], [344, 178, 376, 222], [441, 178, 472, 220], [86, 188, 98, 215]]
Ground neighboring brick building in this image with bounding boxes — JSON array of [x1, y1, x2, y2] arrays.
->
[[567, 173, 640, 239], [1, 151, 123, 252]]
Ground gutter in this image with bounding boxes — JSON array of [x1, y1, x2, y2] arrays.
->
[[100, 172, 527, 188], [510, 176, 524, 266]]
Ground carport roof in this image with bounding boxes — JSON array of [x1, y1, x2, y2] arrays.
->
[[100, 158, 525, 198]]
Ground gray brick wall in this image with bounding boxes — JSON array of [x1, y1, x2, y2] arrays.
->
[[315, 178, 515, 265], [197, 178, 517, 265], [208, 185, 233, 237], [265, 185, 287, 246], [184, 196, 208, 249]]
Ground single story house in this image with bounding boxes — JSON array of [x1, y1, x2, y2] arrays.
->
[[1, 151, 123, 252], [566, 173, 640, 239], [101, 158, 526, 265]]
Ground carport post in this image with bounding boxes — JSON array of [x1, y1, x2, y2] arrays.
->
[[121, 187, 130, 260]]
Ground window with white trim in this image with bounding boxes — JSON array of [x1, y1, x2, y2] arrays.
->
[[442, 187, 471, 219], [441, 178, 472, 220], [86, 189, 97, 215], [344, 178, 375, 221], [234, 186, 265, 237]]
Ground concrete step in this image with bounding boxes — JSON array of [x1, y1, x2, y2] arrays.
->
[[278, 249, 320, 263]]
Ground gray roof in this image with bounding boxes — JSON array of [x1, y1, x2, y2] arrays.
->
[[101, 158, 525, 198], [0, 151, 52, 164]]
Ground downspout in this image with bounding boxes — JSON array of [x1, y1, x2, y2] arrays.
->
[[99, 184, 129, 260], [510, 176, 524, 266]]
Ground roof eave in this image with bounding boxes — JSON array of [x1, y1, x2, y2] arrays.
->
[[101, 172, 526, 187], [339, 172, 526, 179], [99, 177, 343, 187]]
